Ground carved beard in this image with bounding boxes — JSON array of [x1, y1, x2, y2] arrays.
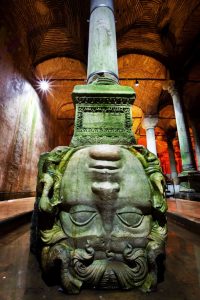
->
[[70, 245, 148, 290]]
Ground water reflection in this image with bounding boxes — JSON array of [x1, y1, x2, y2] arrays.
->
[[0, 224, 29, 300], [0, 221, 200, 300]]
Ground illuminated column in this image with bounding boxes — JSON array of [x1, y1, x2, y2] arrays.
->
[[87, 0, 118, 84], [191, 119, 200, 171], [166, 132, 179, 184], [71, 0, 136, 147], [163, 81, 196, 172], [142, 116, 158, 155]]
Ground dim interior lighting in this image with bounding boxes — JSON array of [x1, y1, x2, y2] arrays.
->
[[135, 79, 139, 87]]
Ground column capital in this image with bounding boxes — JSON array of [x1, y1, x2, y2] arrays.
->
[[162, 80, 178, 97], [90, 0, 114, 14], [142, 115, 158, 130]]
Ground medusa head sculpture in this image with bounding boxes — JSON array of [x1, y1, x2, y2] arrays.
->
[[31, 144, 167, 294]]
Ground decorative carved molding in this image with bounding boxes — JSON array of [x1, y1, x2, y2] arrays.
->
[[70, 84, 136, 146], [74, 96, 134, 105]]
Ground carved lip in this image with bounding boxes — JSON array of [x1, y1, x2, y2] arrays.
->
[[89, 161, 121, 174]]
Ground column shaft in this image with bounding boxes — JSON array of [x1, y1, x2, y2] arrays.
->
[[146, 128, 157, 155], [142, 116, 158, 156], [172, 92, 195, 171], [167, 138, 178, 183], [191, 120, 200, 171], [167, 85, 196, 172], [87, 0, 118, 83]]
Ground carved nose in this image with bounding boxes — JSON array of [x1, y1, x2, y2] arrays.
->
[[106, 250, 115, 259], [91, 181, 120, 196]]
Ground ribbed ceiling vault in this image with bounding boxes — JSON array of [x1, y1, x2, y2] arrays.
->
[[1, 0, 200, 68], [1, 0, 200, 138]]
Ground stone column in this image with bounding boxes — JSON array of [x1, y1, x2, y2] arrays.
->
[[168, 138, 178, 182], [87, 0, 119, 83], [166, 132, 179, 194], [142, 116, 158, 155], [163, 81, 196, 173], [71, 0, 136, 147], [191, 119, 200, 171]]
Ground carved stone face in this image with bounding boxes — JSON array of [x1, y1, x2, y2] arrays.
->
[[59, 145, 153, 289], [36, 144, 166, 293]]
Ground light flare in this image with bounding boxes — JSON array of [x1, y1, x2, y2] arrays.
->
[[36, 77, 54, 96]]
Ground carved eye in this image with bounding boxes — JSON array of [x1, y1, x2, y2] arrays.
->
[[69, 206, 97, 226], [117, 212, 144, 228]]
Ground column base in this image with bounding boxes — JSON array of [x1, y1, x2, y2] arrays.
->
[[165, 184, 180, 197], [178, 171, 200, 193]]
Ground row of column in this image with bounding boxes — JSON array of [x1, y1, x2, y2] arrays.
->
[[142, 81, 200, 179]]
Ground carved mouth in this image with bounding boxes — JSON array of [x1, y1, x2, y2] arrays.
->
[[88, 145, 122, 175], [89, 161, 121, 174]]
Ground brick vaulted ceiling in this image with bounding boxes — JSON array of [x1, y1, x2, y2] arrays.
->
[[1, 0, 200, 138]]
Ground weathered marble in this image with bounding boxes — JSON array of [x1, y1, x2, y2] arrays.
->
[[31, 144, 167, 294]]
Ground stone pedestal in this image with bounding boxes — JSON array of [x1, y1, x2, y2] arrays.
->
[[178, 172, 200, 192], [70, 84, 136, 146]]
